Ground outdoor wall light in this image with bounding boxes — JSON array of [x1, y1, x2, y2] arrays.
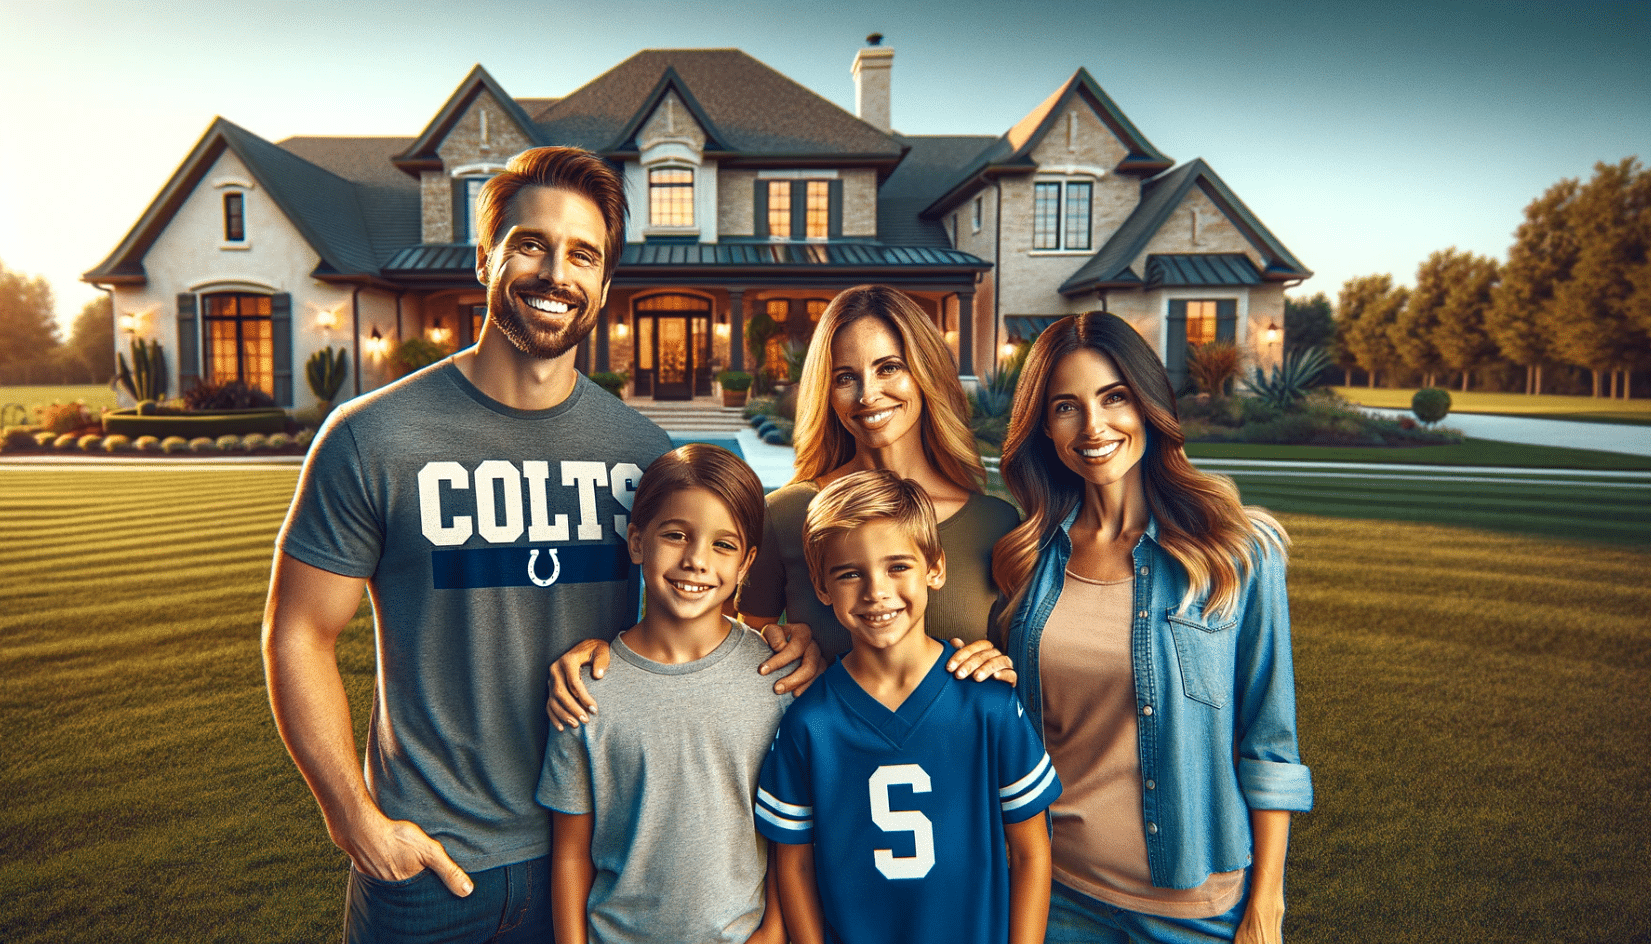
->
[[1264, 321, 1281, 345], [714, 322, 731, 339], [428, 317, 452, 346], [1000, 341, 1018, 359], [314, 307, 339, 331], [366, 326, 390, 359], [118, 312, 139, 334], [944, 329, 959, 346]]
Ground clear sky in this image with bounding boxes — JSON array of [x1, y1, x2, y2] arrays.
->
[[1, 0, 1647, 335]]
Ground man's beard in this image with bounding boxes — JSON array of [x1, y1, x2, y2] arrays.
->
[[487, 277, 599, 361]]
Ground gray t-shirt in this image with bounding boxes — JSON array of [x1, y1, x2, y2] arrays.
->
[[277, 361, 672, 871], [537, 621, 794, 944]]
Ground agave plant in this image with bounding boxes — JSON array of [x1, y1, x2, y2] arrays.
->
[[1244, 346, 1333, 411]]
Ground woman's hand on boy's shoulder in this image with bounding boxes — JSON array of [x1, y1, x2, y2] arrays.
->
[[756, 621, 824, 695], [547, 639, 611, 731], [948, 638, 1017, 686]]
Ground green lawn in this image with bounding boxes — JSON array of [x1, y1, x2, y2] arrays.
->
[[1187, 439, 1651, 471], [0, 384, 120, 422], [2, 467, 1648, 942], [1332, 386, 1651, 425]]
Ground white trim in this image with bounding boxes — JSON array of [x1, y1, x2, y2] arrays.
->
[[187, 277, 280, 293], [212, 176, 256, 190], [217, 240, 253, 252], [756, 168, 839, 179], [450, 162, 507, 178], [1034, 164, 1108, 179], [1027, 249, 1091, 257]]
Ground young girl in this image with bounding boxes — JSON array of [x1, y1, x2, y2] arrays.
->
[[537, 443, 790, 944]]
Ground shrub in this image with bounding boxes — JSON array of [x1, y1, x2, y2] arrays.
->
[[393, 337, 450, 376], [116, 338, 168, 402], [295, 428, 317, 448], [37, 401, 97, 434], [1186, 341, 1242, 396], [305, 347, 349, 409], [589, 371, 628, 398], [189, 436, 218, 453], [53, 433, 79, 450], [103, 435, 133, 453], [214, 434, 240, 451], [267, 432, 292, 449], [34, 430, 59, 448], [716, 370, 753, 392], [1244, 347, 1333, 411], [183, 381, 277, 411], [3, 427, 41, 451], [134, 435, 161, 453], [161, 436, 189, 454], [78, 434, 104, 452], [241, 433, 268, 451], [1412, 387, 1452, 425], [761, 418, 794, 445]]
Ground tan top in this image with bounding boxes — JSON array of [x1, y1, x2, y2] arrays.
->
[[1041, 570, 1245, 919]]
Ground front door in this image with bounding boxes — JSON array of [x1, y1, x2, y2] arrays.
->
[[654, 314, 692, 400]]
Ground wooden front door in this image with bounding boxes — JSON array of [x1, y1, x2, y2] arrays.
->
[[653, 314, 692, 400]]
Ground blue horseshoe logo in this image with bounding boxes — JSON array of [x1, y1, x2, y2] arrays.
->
[[527, 548, 561, 587]]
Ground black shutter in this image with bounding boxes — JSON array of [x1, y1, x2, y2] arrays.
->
[[1215, 299, 1237, 343], [828, 179, 844, 238], [753, 179, 769, 238], [790, 181, 806, 240], [452, 179, 468, 243], [271, 292, 293, 406], [177, 293, 199, 392], [1165, 300, 1189, 394]]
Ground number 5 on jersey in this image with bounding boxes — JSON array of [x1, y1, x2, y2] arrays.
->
[[868, 764, 934, 879]]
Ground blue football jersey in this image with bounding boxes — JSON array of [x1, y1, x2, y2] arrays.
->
[[756, 643, 1062, 944]]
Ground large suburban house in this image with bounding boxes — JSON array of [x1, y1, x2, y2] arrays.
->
[[85, 42, 1309, 410]]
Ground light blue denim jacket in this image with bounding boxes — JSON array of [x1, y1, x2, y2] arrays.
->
[[1005, 507, 1313, 890]]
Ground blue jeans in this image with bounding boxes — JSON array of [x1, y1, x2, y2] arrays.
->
[[344, 856, 552, 944], [1045, 879, 1250, 944]]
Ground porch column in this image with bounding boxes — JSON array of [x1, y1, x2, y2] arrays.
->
[[729, 288, 746, 371], [955, 290, 975, 375], [596, 301, 610, 372]]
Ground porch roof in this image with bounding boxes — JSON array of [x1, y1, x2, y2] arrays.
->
[[1145, 253, 1263, 288]]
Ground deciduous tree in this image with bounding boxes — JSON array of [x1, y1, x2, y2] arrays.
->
[[1550, 158, 1650, 397], [0, 260, 60, 383], [1489, 178, 1579, 394], [1433, 252, 1500, 391], [1392, 249, 1464, 387], [1338, 274, 1407, 387], [60, 295, 114, 384]]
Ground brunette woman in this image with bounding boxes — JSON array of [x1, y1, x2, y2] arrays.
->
[[994, 312, 1311, 944]]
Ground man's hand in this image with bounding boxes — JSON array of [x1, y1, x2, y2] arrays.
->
[[344, 811, 474, 897], [947, 638, 1016, 685], [547, 638, 610, 730], [756, 621, 824, 695]]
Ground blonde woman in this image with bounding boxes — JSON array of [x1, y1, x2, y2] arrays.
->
[[994, 312, 1312, 944]]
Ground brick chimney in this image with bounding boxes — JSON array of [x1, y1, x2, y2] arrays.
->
[[853, 35, 893, 133]]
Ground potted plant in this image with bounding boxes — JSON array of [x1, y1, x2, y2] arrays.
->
[[716, 370, 753, 407]]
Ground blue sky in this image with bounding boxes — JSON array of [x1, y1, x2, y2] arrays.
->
[[1, 0, 1646, 333]]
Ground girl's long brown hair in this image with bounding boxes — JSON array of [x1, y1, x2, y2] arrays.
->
[[991, 312, 1286, 629], [790, 285, 984, 493]]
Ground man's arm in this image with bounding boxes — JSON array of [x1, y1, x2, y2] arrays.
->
[[1005, 811, 1053, 944], [551, 811, 595, 944], [261, 552, 472, 896], [773, 842, 825, 944]]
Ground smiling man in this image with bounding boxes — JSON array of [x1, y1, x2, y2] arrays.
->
[[262, 147, 677, 943]]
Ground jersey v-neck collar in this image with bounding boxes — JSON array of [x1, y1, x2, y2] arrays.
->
[[827, 641, 955, 750]]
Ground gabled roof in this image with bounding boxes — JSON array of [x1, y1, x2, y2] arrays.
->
[[85, 118, 384, 285], [532, 49, 904, 165], [392, 65, 546, 177], [603, 66, 732, 154], [1059, 159, 1312, 297], [923, 68, 1172, 218], [878, 134, 998, 247]]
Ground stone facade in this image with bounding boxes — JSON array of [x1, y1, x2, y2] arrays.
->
[[718, 169, 757, 237], [419, 92, 536, 244], [841, 168, 878, 237]]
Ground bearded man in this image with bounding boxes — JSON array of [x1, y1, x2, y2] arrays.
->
[[263, 146, 817, 943]]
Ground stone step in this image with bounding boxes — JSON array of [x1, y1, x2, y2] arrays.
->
[[628, 405, 750, 432]]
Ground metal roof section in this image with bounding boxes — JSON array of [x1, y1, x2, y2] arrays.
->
[[1003, 315, 1066, 341], [922, 68, 1174, 218], [392, 65, 547, 177], [1059, 159, 1312, 298], [85, 118, 382, 285], [1145, 253, 1263, 288], [383, 241, 987, 279]]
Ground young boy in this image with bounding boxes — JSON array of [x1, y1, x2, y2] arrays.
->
[[756, 470, 1061, 944], [537, 444, 790, 944]]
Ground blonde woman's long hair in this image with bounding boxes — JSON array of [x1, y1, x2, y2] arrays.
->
[[790, 285, 985, 493], [992, 312, 1286, 628]]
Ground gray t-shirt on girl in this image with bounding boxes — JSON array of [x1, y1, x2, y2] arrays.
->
[[277, 361, 671, 871], [537, 622, 794, 944]]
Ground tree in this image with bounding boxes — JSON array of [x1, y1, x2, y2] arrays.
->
[[1337, 274, 1407, 387], [1550, 158, 1650, 397], [1284, 292, 1335, 356], [1489, 177, 1580, 395], [0, 259, 60, 383], [1432, 252, 1500, 391], [60, 295, 115, 384], [1392, 249, 1465, 388]]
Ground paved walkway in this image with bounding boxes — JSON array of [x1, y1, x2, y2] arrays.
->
[[1361, 407, 1651, 457]]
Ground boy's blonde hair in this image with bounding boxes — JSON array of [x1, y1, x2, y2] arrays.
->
[[802, 470, 943, 589]]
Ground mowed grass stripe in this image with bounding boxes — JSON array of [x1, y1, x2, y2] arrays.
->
[[2, 525, 284, 577], [0, 467, 299, 507], [0, 497, 293, 544]]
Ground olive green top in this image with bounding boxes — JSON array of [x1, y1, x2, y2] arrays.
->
[[741, 482, 1020, 660]]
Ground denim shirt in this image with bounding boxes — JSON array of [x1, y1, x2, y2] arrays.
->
[[1005, 507, 1313, 890]]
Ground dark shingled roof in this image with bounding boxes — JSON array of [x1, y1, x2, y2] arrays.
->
[[277, 136, 420, 266], [1059, 159, 1311, 297], [879, 135, 997, 247], [922, 68, 1172, 218], [86, 118, 386, 284], [533, 49, 904, 161], [393, 65, 547, 175]]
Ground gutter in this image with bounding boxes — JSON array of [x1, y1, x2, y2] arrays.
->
[[350, 285, 363, 397]]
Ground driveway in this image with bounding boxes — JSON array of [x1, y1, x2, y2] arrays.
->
[[1361, 407, 1651, 457]]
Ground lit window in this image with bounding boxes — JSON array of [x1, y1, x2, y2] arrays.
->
[[1033, 180, 1094, 251], [805, 181, 830, 238], [223, 193, 245, 242], [1186, 300, 1218, 346], [650, 167, 694, 227], [971, 196, 983, 233], [203, 293, 273, 394], [461, 176, 491, 244], [767, 181, 792, 238], [806, 299, 827, 321]]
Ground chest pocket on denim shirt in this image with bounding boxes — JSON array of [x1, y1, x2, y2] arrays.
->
[[1166, 609, 1238, 709]]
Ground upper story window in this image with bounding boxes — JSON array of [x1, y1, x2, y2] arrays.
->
[[223, 193, 245, 242], [649, 167, 695, 227], [1186, 300, 1218, 345], [762, 179, 833, 240], [461, 176, 491, 244], [1033, 179, 1093, 251], [972, 196, 983, 234]]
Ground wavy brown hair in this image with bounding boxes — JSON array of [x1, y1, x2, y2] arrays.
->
[[475, 146, 628, 281], [791, 285, 984, 492], [991, 312, 1286, 627]]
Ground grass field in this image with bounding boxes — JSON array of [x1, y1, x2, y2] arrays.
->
[[1186, 439, 1651, 471], [1332, 386, 1651, 425], [0, 385, 120, 422], [2, 466, 1648, 942]]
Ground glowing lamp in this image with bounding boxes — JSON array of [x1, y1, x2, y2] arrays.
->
[[118, 313, 138, 334], [315, 307, 339, 331], [366, 326, 390, 359], [714, 323, 731, 339], [428, 317, 452, 346], [1264, 321, 1281, 345]]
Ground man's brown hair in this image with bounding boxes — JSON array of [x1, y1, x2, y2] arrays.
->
[[475, 146, 628, 280]]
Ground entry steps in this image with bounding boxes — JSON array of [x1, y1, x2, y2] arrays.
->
[[627, 397, 749, 433]]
